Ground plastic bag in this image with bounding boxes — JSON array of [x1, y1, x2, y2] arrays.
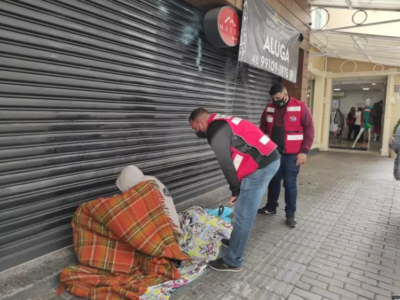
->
[[206, 205, 233, 223]]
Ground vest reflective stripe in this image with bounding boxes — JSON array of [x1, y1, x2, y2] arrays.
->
[[208, 113, 277, 181], [287, 134, 304, 141], [287, 106, 301, 112], [214, 115, 243, 126], [214, 114, 232, 120], [231, 117, 242, 125], [233, 154, 244, 170], [259, 135, 270, 145], [264, 98, 305, 154]]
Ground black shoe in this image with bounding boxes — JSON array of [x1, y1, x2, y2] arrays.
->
[[286, 216, 297, 228], [257, 207, 277, 215], [221, 238, 230, 248], [208, 258, 242, 272]]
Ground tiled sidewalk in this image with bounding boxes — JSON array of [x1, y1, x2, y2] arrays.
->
[[12, 152, 400, 300], [172, 152, 400, 300]]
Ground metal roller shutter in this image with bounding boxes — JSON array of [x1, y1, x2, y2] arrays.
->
[[0, 0, 278, 272]]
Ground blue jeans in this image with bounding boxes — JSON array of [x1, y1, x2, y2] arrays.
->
[[266, 154, 300, 216], [223, 159, 280, 267]]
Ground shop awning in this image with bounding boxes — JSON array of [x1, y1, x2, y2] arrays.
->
[[308, 0, 400, 10], [309, 1, 400, 67]]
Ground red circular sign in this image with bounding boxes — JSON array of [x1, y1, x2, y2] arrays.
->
[[217, 7, 239, 47]]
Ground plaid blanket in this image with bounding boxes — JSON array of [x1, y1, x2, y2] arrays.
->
[[59, 180, 190, 300]]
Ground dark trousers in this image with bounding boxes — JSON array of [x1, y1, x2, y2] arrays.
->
[[265, 154, 300, 216], [354, 125, 361, 142], [347, 124, 355, 140]]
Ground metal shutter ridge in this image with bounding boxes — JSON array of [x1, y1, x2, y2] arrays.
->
[[0, 0, 278, 271]]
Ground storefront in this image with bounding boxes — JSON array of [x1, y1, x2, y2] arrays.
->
[[308, 53, 400, 156], [0, 0, 288, 271]]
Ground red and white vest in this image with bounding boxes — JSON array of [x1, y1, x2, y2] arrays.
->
[[264, 98, 305, 154], [208, 113, 277, 182]]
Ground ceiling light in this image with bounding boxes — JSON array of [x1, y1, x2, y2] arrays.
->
[[334, 89, 341, 91], [372, 83, 376, 85], [363, 88, 370, 90]]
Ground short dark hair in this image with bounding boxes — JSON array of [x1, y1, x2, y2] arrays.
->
[[189, 108, 209, 121], [269, 82, 285, 96]]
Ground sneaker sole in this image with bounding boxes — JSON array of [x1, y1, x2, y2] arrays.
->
[[257, 210, 276, 215], [209, 265, 242, 272]]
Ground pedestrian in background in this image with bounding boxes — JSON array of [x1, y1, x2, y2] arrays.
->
[[347, 107, 356, 141]]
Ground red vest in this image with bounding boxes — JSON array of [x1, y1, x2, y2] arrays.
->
[[208, 113, 277, 182], [264, 98, 305, 154]]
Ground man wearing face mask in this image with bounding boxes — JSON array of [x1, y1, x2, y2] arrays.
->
[[189, 108, 280, 272], [258, 83, 315, 228]]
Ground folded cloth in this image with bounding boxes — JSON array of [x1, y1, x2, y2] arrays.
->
[[178, 206, 232, 261], [206, 206, 233, 223], [59, 180, 190, 300]]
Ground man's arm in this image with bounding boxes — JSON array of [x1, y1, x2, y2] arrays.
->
[[260, 109, 267, 133], [207, 121, 241, 197], [300, 105, 315, 154]]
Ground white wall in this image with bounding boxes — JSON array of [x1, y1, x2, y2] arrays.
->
[[336, 90, 385, 115]]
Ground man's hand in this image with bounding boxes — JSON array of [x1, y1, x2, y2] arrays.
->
[[296, 153, 307, 166], [229, 196, 237, 206]]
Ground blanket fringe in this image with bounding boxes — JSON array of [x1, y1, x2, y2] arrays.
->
[[57, 283, 65, 295], [149, 179, 183, 238]]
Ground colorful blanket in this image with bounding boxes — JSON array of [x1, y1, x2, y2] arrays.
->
[[59, 180, 190, 300], [139, 261, 208, 300], [138, 207, 232, 300], [178, 206, 232, 261]]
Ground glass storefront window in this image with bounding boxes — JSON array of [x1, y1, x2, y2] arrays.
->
[[307, 78, 315, 114]]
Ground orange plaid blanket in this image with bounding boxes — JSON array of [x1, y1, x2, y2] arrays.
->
[[59, 180, 190, 300]]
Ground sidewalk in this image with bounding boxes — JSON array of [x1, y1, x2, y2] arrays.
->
[[172, 152, 400, 300], [10, 152, 400, 300]]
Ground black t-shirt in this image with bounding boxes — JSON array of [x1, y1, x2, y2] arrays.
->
[[207, 120, 280, 197], [271, 126, 285, 154]]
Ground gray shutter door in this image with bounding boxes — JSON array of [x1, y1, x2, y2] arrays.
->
[[0, 0, 278, 272]]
